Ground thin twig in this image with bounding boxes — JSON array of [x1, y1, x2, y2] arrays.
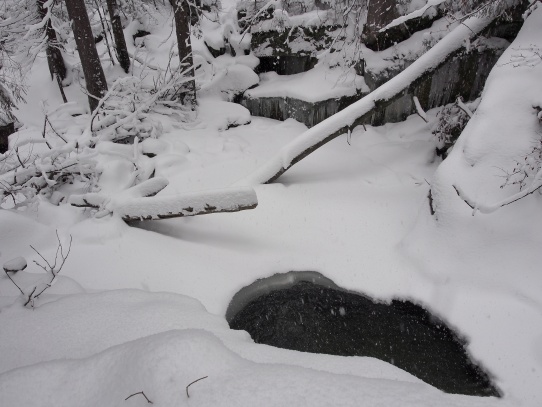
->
[[4, 270, 25, 296], [30, 244, 53, 270], [125, 391, 153, 404], [42, 117, 53, 149], [24, 286, 37, 307], [186, 376, 208, 398], [45, 116, 67, 143]]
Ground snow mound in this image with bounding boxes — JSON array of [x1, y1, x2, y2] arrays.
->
[[0, 292, 508, 407]]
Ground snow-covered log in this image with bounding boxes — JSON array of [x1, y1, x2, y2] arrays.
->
[[115, 187, 258, 221], [239, 15, 495, 185]]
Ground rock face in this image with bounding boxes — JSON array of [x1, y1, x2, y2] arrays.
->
[[362, 0, 401, 51], [241, 39, 508, 128], [363, 6, 444, 51], [256, 55, 319, 75], [241, 93, 365, 128], [229, 280, 500, 397], [250, 26, 335, 75], [366, 42, 508, 125]]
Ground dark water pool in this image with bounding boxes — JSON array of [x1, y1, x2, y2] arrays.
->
[[228, 278, 500, 397]]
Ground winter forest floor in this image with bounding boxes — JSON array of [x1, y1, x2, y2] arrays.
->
[[1, 2, 542, 407]]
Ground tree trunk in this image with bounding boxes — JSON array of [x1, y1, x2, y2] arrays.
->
[[117, 186, 258, 221], [170, 0, 196, 108], [105, 0, 130, 73], [69, 180, 258, 222], [37, 0, 67, 81], [65, 0, 108, 111], [239, 16, 495, 185]]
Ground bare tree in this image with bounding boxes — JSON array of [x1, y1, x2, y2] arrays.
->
[[65, 0, 108, 111], [170, 0, 197, 108], [105, 0, 131, 73]]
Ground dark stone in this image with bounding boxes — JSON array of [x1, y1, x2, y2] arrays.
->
[[241, 92, 366, 128], [230, 280, 500, 397], [0, 122, 14, 153], [132, 30, 151, 42], [256, 55, 319, 75], [205, 40, 226, 58], [482, 0, 529, 42], [251, 25, 337, 70]]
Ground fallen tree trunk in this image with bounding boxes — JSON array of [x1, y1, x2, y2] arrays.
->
[[239, 15, 494, 186], [70, 178, 258, 221], [116, 187, 258, 221]]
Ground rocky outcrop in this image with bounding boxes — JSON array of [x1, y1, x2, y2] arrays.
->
[[241, 92, 365, 128], [366, 40, 508, 125]]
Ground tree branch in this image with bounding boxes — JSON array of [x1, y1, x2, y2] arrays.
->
[[186, 376, 208, 398]]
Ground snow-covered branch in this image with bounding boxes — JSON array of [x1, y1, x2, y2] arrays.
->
[[239, 15, 494, 185], [381, 0, 447, 32], [453, 169, 542, 215]]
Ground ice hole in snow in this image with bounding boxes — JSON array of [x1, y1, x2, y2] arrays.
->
[[227, 271, 500, 397]]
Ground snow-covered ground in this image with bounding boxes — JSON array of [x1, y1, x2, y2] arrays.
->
[[1, 2, 542, 407]]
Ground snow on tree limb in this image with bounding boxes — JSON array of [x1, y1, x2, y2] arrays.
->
[[70, 180, 258, 221], [453, 169, 542, 215], [380, 0, 448, 32], [239, 16, 494, 185], [115, 187, 258, 221]]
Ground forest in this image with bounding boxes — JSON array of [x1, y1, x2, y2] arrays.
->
[[1, 0, 541, 406]]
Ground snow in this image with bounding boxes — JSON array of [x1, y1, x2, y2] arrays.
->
[[2, 256, 27, 272], [0, 324, 507, 407], [1, 2, 542, 407], [244, 65, 369, 102], [382, 0, 446, 31]]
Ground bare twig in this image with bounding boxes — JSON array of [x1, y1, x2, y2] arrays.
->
[[125, 391, 153, 404], [30, 244, 54, 270], [15, 147, 26, 169], [45, 116, 68, 143], [186, 376, 208, 398], [42, 117, 53, 149], [4, 270, 25, 296]]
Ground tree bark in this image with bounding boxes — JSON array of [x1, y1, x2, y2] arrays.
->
[[65, 0, 108, 111], [38, 0, 67, 81], [105, 0, 130, 73], [170, 0, 196, 108]]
